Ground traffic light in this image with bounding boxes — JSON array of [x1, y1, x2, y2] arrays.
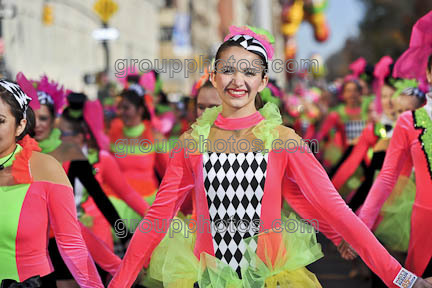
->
[[42, 3, 53, 26]]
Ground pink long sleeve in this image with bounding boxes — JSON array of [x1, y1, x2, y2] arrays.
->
[[359, 115, 411, 229], [282, 175, 342, 246], [155, 151, 169, 180], [286, 147, 403, 287], [316, 111, 340, 141], [332, 123, 377, 190], [108, 149, 195, 287], [79, 222, 121, 276], [47, 182, 103, 287], [101, 151, 149, 216]]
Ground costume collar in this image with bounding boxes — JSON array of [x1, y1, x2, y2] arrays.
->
[[123, 122, 145, 138], [214, 111, 264, 130], [0, 144, 22, 169], [38, 128, 62, 154]]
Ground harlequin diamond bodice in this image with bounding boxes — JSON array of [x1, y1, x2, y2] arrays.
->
[[203, 151, 268, 276]]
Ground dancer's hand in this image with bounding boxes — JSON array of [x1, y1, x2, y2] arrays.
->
[[134, 268, 147, 286], [337, 240, 358, 260], [413, 277, 432, 287]]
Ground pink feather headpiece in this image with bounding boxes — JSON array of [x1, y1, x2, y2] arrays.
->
[[116, 67, 156, 93], [139, 71, 156, 93], [373, 55, 393, 114], [35, 75, 67, 115], [16, 72, 39, 110], [393, 11, 432, 88], [83, 100, 110, 151], [349, 57, 367, 79]]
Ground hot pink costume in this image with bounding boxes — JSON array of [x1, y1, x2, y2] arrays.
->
[[359, 109, 432, 275], [108, 105, 413, 287]]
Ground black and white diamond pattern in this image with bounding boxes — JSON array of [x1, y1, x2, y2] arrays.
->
[[230, 34, 268, 63], [0, 79, 31, 110], [204, 151, 268, 276], [37, 91, 54, 105], [345, 120, 366, 141]]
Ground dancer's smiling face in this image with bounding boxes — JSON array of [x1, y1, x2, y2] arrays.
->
[[0, 97, 26, 158], [211, 46, 268, 115], [381, 84, 396, 120], [34, 104, 55, 141]]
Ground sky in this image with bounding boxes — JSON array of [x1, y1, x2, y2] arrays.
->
[[295, 0, 366, 61]]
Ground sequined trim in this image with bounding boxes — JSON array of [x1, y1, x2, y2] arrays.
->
[[413, 108, 432, 181]]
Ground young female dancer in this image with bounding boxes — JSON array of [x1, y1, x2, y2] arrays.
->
[[359, 55, 432, 279], [358, 11, 432, 279], [0, 79, 103, 287], [196, 80, 222, 118], [315, 78, 370, 195], [109, 26, 432, 288], [108, 86, 169, 206], [332, 79, 424, 211]]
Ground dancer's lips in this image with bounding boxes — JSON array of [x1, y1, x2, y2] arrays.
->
[[226, 88, 248, 98]]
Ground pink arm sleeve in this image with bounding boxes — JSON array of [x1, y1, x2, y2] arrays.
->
[[79, 222, 121, 276], [287, 148, 403, 287], [101, 152, 149, 216], [47, 183, 104, 287], [282, 176, 342, 246], [155, 151, 169, 180], [108, 149, 195, 287], [332, 124, 377, 190], [358, 115, 411, 229], [315, 111, 339, 142], [400, 154, 413, 177]]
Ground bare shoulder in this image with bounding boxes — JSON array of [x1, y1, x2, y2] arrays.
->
[[178, 129, 194, 142], [275, 125, 302, 143], [30, 152, 72, 187]]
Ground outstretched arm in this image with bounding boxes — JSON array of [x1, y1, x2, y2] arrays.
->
[[108, 147, 195, 287], [358, 113, 411, 229], [41, 156, 104, 287], [285, 136, 411, 287], [332, 123, 377, 190], [315, 111, 340, 142], [68, 160, 132, 244], [282, 175, 342, 246], [100, 152, 149, 217], [79, 222, 121, 276]]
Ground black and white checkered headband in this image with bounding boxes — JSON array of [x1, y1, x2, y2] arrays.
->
[[403, 87, 426, 101], [228, 34, 269, 64], [0, 79, 32, 119], [37, 91, 54, 106], [128, 83, 146, 97]]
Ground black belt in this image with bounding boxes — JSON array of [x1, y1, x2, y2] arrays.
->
[[1, 276, 42, 288]]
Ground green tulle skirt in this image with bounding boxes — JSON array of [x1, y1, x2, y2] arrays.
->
[[374, 174, 415, 252], [145, 213, 324, 288]]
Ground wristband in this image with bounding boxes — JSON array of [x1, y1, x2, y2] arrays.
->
[[393, 268, 418, 288]]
